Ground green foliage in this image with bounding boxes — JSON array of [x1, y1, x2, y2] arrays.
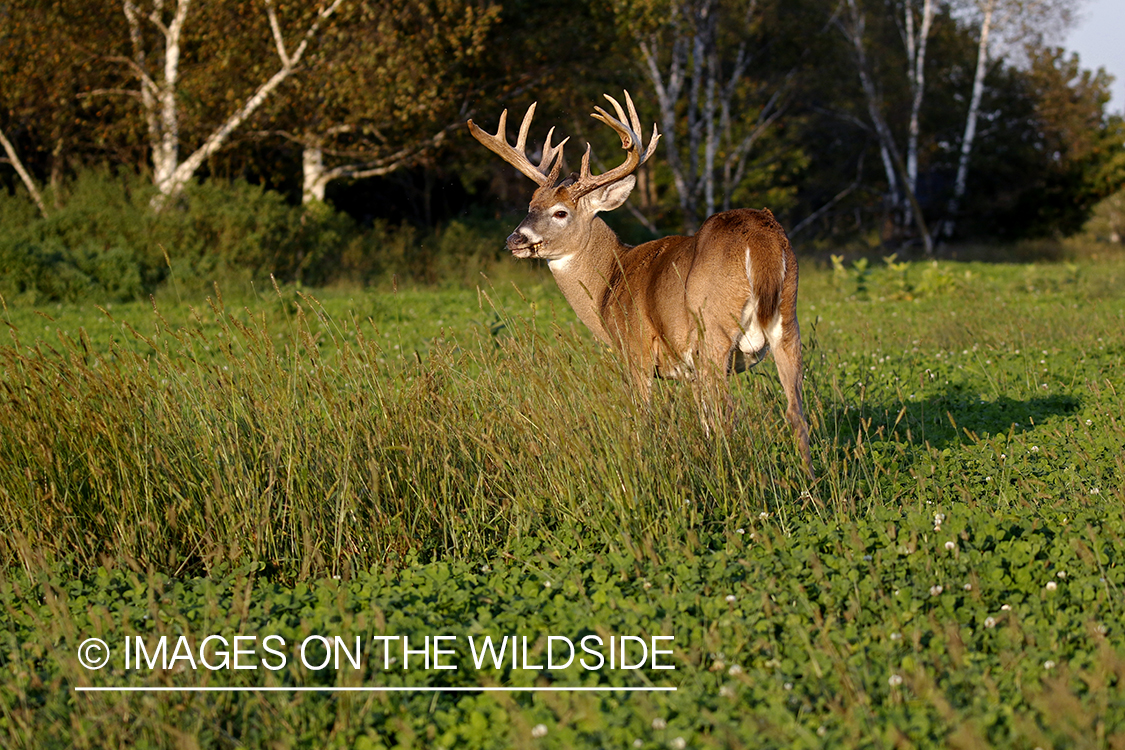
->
[[2, 508, 1124, 747], [1080, 187, 1125, 244], [0, 170, 519, 303], [1, 256, 1124, 747]]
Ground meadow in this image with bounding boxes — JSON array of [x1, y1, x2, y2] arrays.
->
[[1, 254, 1123, 748]]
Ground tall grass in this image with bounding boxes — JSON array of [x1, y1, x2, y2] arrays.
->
[[0, 281, 817, 579], [1, 257, 1122, 579]]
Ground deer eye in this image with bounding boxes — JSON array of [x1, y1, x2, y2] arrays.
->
[[553, 210, 569, 220]]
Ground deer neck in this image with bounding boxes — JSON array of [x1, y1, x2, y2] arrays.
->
[[545, 218, 626, 345]]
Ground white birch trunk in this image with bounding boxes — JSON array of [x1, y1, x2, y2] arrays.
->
[[121, 0, 343, 209], [0, 126, 49, 218], [944, 0, 995, 237], [904, 0, 934, 227], [302, 143, 330, 204], [841, 0, 933, 253], [299, 127, 451, 205]]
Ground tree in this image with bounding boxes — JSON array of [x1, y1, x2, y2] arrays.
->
[[941, 0, 1081, 237], [271, 0, 501, 204], [615, 0, 808, 233], [836, 0, 932, 252], [114, 0, 342, 207], [900, 0, 935, 229], [0, 0, 129, 214]]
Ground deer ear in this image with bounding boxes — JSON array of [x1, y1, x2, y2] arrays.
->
[[584, 175, 635, 214]]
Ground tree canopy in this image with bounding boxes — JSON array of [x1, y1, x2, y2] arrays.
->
[[1, 0, 1122, 247]]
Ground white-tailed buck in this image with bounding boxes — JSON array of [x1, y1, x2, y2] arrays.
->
[[468, 92, 813, 477]]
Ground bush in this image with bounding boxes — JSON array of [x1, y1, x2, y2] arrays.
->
[[0, 169, 515, 303]]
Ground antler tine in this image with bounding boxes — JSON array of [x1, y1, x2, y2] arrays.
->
[[515, 103, 535, 154], [467, 103, 560, 187], [537, 127, 569, 185], [569, 90, 662, 200]]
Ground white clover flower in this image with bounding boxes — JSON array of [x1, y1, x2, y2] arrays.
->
[[531, 724, 548, 738], [719, 685, 735, 697], [963, 583, 972, 591], [1043, 660, 1056, 670], [736, 528, 745, 534], [1031, 446, 1040, 452], [728, 664, 743, 676], [1057, 571, 1066, 579], [652, 718, 667, 730], [930, 585, 943, 596], [1001, 604, 1011, 611], [1085, 419, 1093, 426], [671, 738, 687, 750], [984, 617, 997, 628], [759, 512, 769, 520], [783, 682, 793, 690], [725, 594, 736, 603], [945, 541, 956, 550], [633, 740, 643, 749], [1091, 488, 1101, 495], [1046, 581, 1057, 591], [888, 674, 903, 687], [543, 581, 551, 588], [890, 632, 902, 641], [817, 726, 827, 737]]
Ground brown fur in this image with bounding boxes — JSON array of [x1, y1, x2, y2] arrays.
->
[[469, 99, 814, 479]]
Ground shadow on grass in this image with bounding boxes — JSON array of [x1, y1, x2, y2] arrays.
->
[[824, 389, 1081, 449]]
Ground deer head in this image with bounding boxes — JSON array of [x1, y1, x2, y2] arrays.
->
[[467, 92, 660, 261]]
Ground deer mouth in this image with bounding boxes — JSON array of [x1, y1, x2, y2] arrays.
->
[[512, 241, 543, 259]]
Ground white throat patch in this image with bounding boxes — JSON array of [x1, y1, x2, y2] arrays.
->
[[548, 254, 575, 272]]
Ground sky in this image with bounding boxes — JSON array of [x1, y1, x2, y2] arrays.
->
[[1065, 0, 1125, 113]]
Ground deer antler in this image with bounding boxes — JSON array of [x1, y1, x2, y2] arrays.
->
[[467, 103, 567, 187], [568, 91, 661, 200]]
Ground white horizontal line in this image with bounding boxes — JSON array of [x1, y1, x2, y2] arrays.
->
[[76, 686, 676, 693]]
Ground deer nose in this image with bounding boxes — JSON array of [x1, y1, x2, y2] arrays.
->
[[507, 227, 541, 248]]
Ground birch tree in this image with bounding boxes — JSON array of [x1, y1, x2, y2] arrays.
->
[[942, 0, 995, 236], [0, 0, 124, 214], [619, 0, 801, 233], [899, 0, 935, 228], [941, 0, 1080, 237], [118, 0, 342, 208], [279, 0, 500, 204], [0, 127, 49, 217], [837, 0, 932, 252]]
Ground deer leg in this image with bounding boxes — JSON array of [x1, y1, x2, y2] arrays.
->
[[768, 326, 814, 479], [694, 335, 736, 438]]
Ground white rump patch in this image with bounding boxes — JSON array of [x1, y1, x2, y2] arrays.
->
[[735, 244, 781, 368]]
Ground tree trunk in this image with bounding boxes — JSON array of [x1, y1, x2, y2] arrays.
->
[[904, 0, 934, 228], [0, 125, 49, 218], [121, 0, 342, 209], [943, 0, 995, 238], [840, 0, 932, 253], [302, 143, 331, 204]]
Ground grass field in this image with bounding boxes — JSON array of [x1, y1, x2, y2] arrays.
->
[[1, 254, 1124, 748]]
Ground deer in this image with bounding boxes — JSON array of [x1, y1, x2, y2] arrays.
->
[[467, 92, 814, 478]]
